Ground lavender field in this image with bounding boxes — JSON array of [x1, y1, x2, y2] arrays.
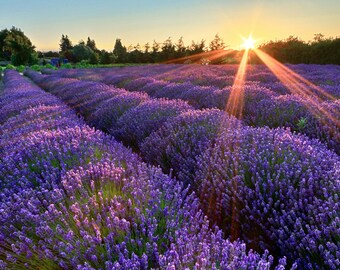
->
[[0, 64, 339, 269]]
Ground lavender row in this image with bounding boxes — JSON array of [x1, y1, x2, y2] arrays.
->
[[42, 68, 340, 154], [1, 70, 286, 269], [42, 64, 340, 98], [26, 70, 339, 268], [194, 126, 340, 269], [141, 110, 340, 268], [25, 70, 196, 150], [24, 70, 235, 182]]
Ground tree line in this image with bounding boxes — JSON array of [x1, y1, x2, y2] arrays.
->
[[56, 34, 226, 64], [257, 34, 340, 65], [0, 27, 339, 65]]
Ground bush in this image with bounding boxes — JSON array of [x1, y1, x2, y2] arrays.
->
[[5, 64, 15, 70], [60, 63, 73, 69], [15, 65, 25, 73], [30, 64, 41, 71], [44, 63, 57, 70]]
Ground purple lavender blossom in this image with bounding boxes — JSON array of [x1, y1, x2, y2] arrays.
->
[[195, 126, 340, 268], [141, 109, 241, 186], [115, 98, 193, 150]]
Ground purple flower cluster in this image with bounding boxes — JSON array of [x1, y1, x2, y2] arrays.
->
[[115, 98, 193, 150], [195, 126, 340, 269], [1, 70, 285, 269], [24, 70, 145, 129], [90, 92, 149, 132], [141, 109, 241, 186], [22, 66, 340, 269], [245, 94, 340, 154], [0, 71, 64, 124], [60, 65, 338, 154]]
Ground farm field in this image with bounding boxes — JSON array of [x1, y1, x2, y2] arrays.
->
[[0, 63, 339, 269]]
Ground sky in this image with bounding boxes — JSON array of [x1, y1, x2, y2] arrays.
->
[[0, 0, 339, 51]]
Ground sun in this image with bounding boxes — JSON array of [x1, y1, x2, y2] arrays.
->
[[241, 35, 256, 50]]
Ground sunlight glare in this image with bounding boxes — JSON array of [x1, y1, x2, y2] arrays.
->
[[241, 35, 256, 50], [254, 48, 340, 128]]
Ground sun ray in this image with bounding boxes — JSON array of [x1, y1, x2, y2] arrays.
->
[[254, 49, 340, 128], [225, 48, 249, 119], [163, 49, 234, 64]]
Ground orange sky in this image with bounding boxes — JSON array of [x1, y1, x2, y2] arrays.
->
[[1, 0, 339, 51]]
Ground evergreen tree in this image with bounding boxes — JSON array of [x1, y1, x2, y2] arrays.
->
[[161, 37, 176, 61], [209, 34, 226, 51], [113, 38, 127, 63], [86, 37, 98, 52], [144, 42, 150, 53], [59, 34, 73, 53], [176, 36, 186, 58], [189, 39, 206, 55]]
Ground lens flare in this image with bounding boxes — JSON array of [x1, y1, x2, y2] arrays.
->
[[225, 49, 249, 119], [241, 35, 256, 50], [254, 48, 340, 128], [163, 49, 234, 64]]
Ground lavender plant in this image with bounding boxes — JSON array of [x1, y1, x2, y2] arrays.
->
[[141, 109, 241, 186], [195, 126, 340, 269], [115, 99, 193, 150]]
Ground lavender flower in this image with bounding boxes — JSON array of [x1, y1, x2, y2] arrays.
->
[[195, 126, 339, 268], [115, 99, 193, 150]]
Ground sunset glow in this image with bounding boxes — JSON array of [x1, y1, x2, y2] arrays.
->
[[1, 1, 340, 269], [241, 35, 256, 50]]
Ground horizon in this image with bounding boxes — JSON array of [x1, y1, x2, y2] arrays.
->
[[1, 0, 339, 52]]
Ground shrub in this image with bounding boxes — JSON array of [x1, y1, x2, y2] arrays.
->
[[5, 64, 15, 70], [61, 63, 73, 69]]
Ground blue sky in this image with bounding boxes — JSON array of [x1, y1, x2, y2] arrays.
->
[[1, 0, 339, 51]]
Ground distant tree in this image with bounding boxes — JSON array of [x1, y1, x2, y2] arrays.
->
[[143, 42, 153, 62], [0, 28, 10, 60], [144, 42, 150, 53], [148, 40, 160, 62], [128, 43, 144, 63], [59, 34, 74, 61], [127, 44, 134, 53], [176, 36, 186, 58], [209, 34, 226, 51], [72, 44, 95, 62], [189, 39, 206, 55], [310, 36, 340, 65], [161, 37, 176, 61], [99, 50, 114, 64], [59, 34, 73, 53], [43, 51, 60, 58], [86, 37, 98, 52], [313, 33, 325, 42], [113, 38, 127, 63], [89, 52, 99, 64], [259, 36, 310, 64], [0, 27, 38, 65], [152, 40, 160, 53]]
